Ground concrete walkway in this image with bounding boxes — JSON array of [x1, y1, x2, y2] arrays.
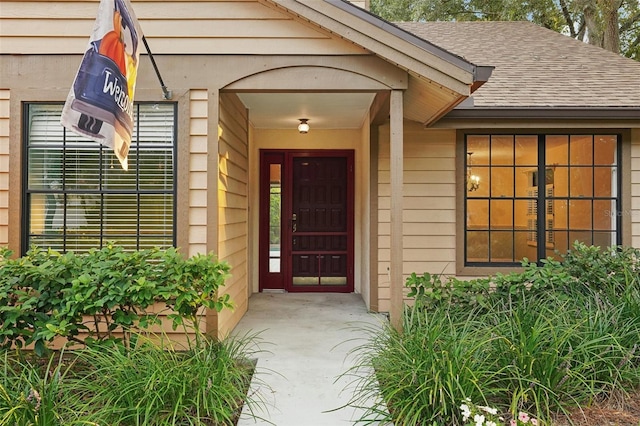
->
[[233, 292, 387, 426]]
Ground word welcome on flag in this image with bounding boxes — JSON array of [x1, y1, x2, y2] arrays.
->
[[61, 0, 143, 171]]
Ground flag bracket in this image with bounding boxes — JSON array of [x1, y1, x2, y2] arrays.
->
[[143, 36, 173, 100]]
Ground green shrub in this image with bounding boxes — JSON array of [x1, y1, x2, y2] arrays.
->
[[0, 245, 232, 355], [350, 243, 640, 425], [562, 242, 640, 299], [0, 332, 264, 426]]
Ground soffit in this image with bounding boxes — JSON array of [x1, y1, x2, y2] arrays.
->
[[264, 0, 490, 96], [237, 92, 377, 129]]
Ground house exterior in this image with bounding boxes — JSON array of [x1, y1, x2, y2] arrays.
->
[[1, 0, 639, 338]]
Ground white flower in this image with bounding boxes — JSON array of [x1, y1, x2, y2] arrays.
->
[[479, 405, 498, 415], [486, 422, 497, 426], [460, 403, 471, 421], [474, 413, 485, 426]]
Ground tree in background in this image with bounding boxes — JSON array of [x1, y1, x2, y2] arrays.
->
[[371, 0, 640, 60]]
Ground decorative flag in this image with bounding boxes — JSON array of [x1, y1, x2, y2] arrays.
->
[[61, 0, 143, 171]]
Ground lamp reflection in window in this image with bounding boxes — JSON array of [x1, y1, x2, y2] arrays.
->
[[467, 152, 481, 192]]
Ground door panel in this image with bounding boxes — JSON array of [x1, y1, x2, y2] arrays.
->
[[290, 155, 349, 291], [259, 150, 354, 292]]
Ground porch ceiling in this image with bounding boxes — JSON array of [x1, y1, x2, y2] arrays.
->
[[237, 92, 376, 129], [237, 83, 462, 130]]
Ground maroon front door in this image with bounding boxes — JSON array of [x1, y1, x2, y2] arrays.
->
[[259, 150, 354, 292]]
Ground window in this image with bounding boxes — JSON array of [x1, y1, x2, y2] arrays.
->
[[23, 103, 176, 253], [465, 133, 620, 266]]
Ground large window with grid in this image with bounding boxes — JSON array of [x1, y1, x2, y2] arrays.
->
[[23, 103, 176, 253], [465, 133, 621, 266]]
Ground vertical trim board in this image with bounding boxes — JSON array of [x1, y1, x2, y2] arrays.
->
[[0, 90, 9, 246]]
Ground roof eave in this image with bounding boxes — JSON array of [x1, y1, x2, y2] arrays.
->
[[430, 107, 640, 128], [267, 0, 488, 95], [325, 0, 476, 72], [444, 107, 640, 120], [324, 0, 494, 91]]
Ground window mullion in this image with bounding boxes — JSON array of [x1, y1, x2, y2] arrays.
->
[[537, 135, 546, 263], [616, 134, 623, 246]]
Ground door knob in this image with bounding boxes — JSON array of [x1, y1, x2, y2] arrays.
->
[[292, 213, 297, 233]]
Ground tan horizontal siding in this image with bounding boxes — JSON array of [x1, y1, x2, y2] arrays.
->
[[379, 235, 455, 249], [218, 221, 246, 241], [0, 1, 287, 19], [379, 170, 456, 184], [218, 192, 247, 209], [378, 209, 455, 223], [378, 182, 456, 197], [378, 222, 456, 236], [218, 235, 246, 258], [377, 124, 457, 312], [379, 157, 456, 171], [219, 176, 247, 196], [219, 208, 248, 224], [376, 260, 456, 275], [0, 90, 8, 247], [217, 92, 248, 337], [378, 196, 455, 210], [379, 248, 456, 262], [44, 303, 206, 350], [1, 19, 326, 38], [217, 279, 248, 337], [0, 1, 365, 55]]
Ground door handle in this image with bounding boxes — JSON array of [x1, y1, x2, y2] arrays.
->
[[292, 213, 297, 233]]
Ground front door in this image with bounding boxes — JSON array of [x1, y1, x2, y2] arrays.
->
[[259, 150, 354, 292]]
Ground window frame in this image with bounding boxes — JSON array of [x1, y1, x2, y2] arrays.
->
[[460, 130, 624, 271], [21, 101, 178, 254]]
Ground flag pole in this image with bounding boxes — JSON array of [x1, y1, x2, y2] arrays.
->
[[142, 36, 172, 100]]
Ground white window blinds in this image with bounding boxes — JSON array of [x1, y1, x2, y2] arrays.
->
[[25, 103, 176, 253]]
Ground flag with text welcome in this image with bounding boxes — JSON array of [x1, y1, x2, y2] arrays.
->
[[61, 0, 143, 171]]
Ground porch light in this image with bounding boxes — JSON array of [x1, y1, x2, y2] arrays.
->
[[467, 152, 481, 192], [298, 118, 310, 134]]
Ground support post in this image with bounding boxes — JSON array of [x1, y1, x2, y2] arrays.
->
[[389, 90, 404, 332], [205, 89, 220, 337]]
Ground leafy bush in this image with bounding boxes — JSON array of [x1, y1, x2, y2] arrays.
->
[[349, 243, 640, 425], [405, 257, 581, 312], [0, 245, 232, 355], [561, 242, 640, 300]]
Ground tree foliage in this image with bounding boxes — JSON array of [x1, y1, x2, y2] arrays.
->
[[371, 0, 640, 60]]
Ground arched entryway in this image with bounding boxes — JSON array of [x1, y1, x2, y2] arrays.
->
[[221, 62, 402, 300]]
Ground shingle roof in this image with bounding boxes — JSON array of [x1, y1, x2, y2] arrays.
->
[[397, 21, 640, 109]]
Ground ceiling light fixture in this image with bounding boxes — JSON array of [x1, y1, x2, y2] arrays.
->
[[298, 118, 309, 134]]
